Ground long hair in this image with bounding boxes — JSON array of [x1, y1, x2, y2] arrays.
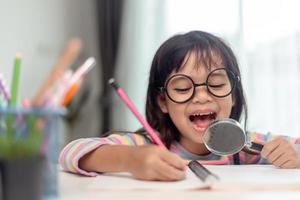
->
[[145, 30, 247, 148]]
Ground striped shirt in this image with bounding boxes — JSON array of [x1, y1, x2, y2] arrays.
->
[[59, 131, 300, 176]]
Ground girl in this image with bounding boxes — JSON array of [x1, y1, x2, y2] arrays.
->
[[59, 31, 300, 181]]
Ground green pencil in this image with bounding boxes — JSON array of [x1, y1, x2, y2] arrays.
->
[[9, 53, 22, 105]]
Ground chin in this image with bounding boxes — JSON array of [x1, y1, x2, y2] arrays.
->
[[189, 134, 205, 145]]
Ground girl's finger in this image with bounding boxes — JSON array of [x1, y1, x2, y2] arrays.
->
[[184, 159, 191, 165], [272, 152, 290, 167], [155, 159, 186, 181], [280, 160, 296, 169], [266, 145, 286, 163], [160, 151, 186, 170], [261, 138, 282, 158]]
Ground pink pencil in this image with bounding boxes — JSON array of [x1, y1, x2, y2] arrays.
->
[[109, 78, 166, 148], [0, 73, 10, 102]]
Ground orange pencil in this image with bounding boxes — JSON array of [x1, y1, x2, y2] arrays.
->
[[61, 79, 82, 106], [60, 57, 96, 106]]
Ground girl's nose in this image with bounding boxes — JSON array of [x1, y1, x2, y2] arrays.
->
[[191, 86, 213, 104]]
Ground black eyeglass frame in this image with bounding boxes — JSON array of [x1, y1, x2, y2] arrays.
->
[[159, 68, 240, 104]]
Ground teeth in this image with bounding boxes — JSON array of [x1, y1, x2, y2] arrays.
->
[[192, 112, 213, 116], [189, 112, 216, 122]]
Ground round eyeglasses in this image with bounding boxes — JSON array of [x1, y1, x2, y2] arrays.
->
[[159, 68, 240, 104]]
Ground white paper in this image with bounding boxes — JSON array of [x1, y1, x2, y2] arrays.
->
[[208, 165, 300, 184], [88, 165, 300, 191], [88, 168, 212, 191]]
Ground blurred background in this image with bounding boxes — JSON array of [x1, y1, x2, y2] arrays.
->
[[1, 0, 300, 146]]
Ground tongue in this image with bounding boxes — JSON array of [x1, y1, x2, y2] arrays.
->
[[193, 118, 211, 130]]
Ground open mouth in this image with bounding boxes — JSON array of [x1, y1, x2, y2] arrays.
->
[[189, 112, 217, 132]]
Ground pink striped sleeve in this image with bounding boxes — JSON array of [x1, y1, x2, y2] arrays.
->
[[59, 133, 150, 176], [248, 131, 300, 144]]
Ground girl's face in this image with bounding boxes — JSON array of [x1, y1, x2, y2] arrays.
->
[[157, 52, 234, 155]]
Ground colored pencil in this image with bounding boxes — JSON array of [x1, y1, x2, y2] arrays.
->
[[61, 79, 82, 106], [0, 73, 10, 102], [109, 78, 166, 148], [32, 38, 82, 106], [9, 53, 22, 105]]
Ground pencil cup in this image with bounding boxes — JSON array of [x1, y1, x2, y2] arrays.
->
[[0, 106, 65, 200]]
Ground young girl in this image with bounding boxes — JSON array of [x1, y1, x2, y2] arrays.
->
[[59, 30, 300, 181]]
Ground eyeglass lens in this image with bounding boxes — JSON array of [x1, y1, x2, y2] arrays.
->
[[166, 68, 234, 103]]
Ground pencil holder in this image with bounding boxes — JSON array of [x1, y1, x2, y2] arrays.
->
[[0, 106, 65, 200]]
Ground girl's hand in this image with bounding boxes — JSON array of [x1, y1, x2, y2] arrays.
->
[[261, 137, 300, 168], [126, 145, 187, 181]]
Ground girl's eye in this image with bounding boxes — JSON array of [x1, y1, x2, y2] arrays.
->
[[208, 83, 226, 88], [174, 87, 192, 92]]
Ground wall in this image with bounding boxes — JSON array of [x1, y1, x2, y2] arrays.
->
[[0, 0, 102, 143]]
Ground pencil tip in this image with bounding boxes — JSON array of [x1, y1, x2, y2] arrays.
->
[[108, 78, 118, 89], [108, 78, 115, 84], [15, 52, 22, 58], [86, 57, 96, 66]]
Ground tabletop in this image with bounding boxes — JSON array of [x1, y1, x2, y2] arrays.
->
[[58, 165, 300, 200]]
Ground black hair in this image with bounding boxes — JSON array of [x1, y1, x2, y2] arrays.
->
[[145, 30, 247, 148]]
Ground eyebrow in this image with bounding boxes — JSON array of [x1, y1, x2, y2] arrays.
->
[[184, 68, 227, 81], [209, 71, 227, 77]]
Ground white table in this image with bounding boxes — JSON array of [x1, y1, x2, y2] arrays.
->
[[59, 165, 300, 200]]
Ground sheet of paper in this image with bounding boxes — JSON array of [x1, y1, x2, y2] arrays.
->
[[88, 165, 300, 191], [208, 165, 300, 184], [88, 167, 211, 191]]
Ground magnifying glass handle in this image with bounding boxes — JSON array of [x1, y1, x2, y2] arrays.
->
[[243, 142, 264, 155], [250, 142, 264, 151]]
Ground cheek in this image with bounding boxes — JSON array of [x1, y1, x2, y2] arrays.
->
[[166, 105, 188, 133], [218, 97, 234, 117], [165, 100, 186, 120]]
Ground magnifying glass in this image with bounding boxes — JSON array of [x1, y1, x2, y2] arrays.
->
[[203, 118, 264, 156]]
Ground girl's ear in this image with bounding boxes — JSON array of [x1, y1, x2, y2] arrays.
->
[[157, 94, 168, 113]]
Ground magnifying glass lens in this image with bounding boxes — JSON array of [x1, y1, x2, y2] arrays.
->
[[203, 119, 246, 156]]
